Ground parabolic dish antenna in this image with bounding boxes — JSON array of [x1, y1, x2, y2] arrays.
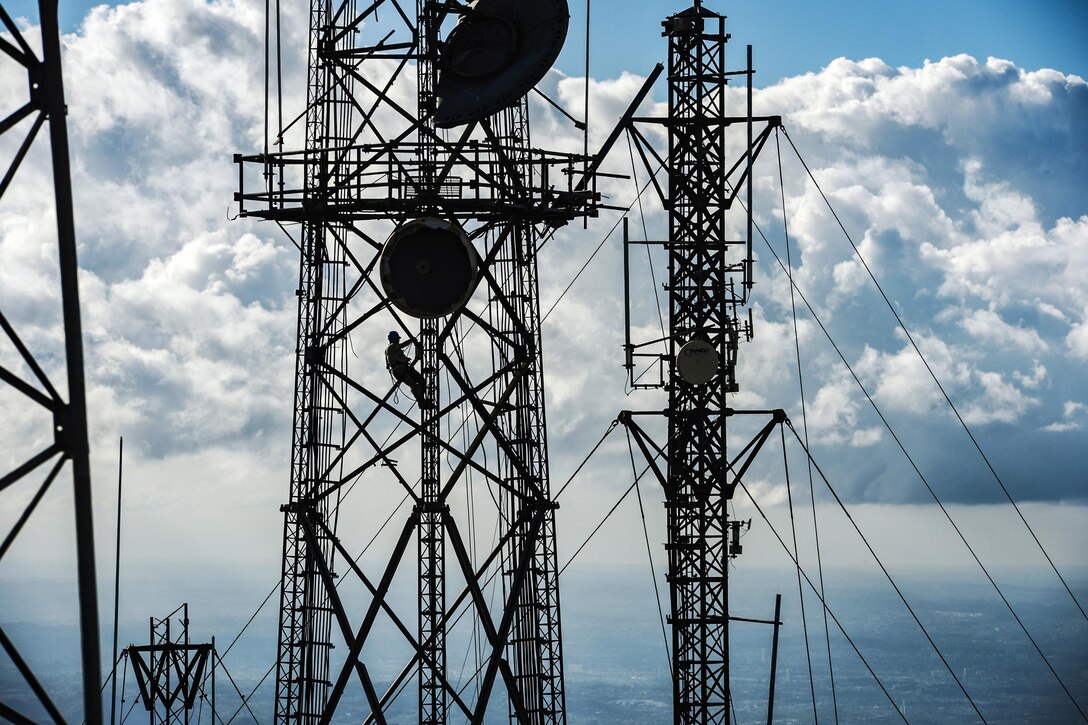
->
[[380, 217, 479, 318], [435, 0, 570, 128], [676, 338, 719, 385]]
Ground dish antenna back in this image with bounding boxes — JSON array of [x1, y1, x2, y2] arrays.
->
[[380, 217, 479, 318], [435, 0, 569, 128]]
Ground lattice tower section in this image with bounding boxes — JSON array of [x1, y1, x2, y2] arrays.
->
[[274, 0, 355, 719], [237, 0, 594, 719], [664, 8, 741, 724], [488, 99, 566, 723], [415, 2, 446, 722]]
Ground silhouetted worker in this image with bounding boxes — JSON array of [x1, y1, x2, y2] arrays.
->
[[385, 330, 431, 408]]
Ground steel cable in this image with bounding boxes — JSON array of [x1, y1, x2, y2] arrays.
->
[[627, 130, 667, 344], [554, 418, 619, 500], [215, 651, 263, 725], [784, 423, 1000, 721], [540, 157, 666, 324], [559, 477, 641, 576], [776, 127, 840, 724], [782, 424, 820, 723], [789, 420, 1087, 722], [626, 427, 673, 681], [225, 662, 276, 725], [732, 443, 910, 724], [755, 157, 1088, 721], [781, 126, 1088, 626]]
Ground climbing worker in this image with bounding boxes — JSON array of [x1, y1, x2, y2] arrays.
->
[[385, 330, 432, 408]]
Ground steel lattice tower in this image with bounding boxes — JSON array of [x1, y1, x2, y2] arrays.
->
[[666, 9, 734, 719], [125, 604, 216, 724], [618, 4, 782, 723], [0, 1, 101, 721], [235, 0, 593, 720]]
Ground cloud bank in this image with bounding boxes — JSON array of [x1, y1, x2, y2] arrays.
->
[[1, 0, 1086, 581]]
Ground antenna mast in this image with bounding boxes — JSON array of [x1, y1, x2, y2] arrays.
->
[[618, 4, 783, 722]]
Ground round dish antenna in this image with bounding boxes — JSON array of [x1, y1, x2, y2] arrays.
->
[[435, 0, 569, 128], [676, 338, 719, 385], [380, 218, 479, 318]]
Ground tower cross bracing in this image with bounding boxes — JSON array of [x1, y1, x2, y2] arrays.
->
[[235, 0, 594, 721]]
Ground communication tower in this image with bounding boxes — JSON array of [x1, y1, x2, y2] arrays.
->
[[235, 0, 606, 720], [124, 604, 216, 724], [617, 4, 783, 722]]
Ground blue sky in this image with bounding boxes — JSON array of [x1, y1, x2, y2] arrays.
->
[[1, 0, 1086, 721], [0, 0, 1081, 568], [7, 0, 1088, 84], [564, 0, 1088, 84]]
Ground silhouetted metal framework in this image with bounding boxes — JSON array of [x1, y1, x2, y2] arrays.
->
[[0, 1, 101, 723], [616, 4, 781, 723], [125, 604, 216, 724], [234, 0, 597, 721]]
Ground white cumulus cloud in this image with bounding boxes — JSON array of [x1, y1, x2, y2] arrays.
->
[[2, 2, 1086, 582]]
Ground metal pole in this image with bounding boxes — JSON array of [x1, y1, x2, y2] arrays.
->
[[745, 44, 754, 293], [148, 616, 154, 725], [416, 5, 446, 721], [38, 1, 102, 722], [623, 217, 632, 374], [583, 0, 590, 189], [183, 604, 189, 725], [766, 594, 782, 725], [166, 615, 171, 725], [110, 437, 123, 725]]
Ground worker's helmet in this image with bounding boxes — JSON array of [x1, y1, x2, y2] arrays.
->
[[388, 330, 400, 341]]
